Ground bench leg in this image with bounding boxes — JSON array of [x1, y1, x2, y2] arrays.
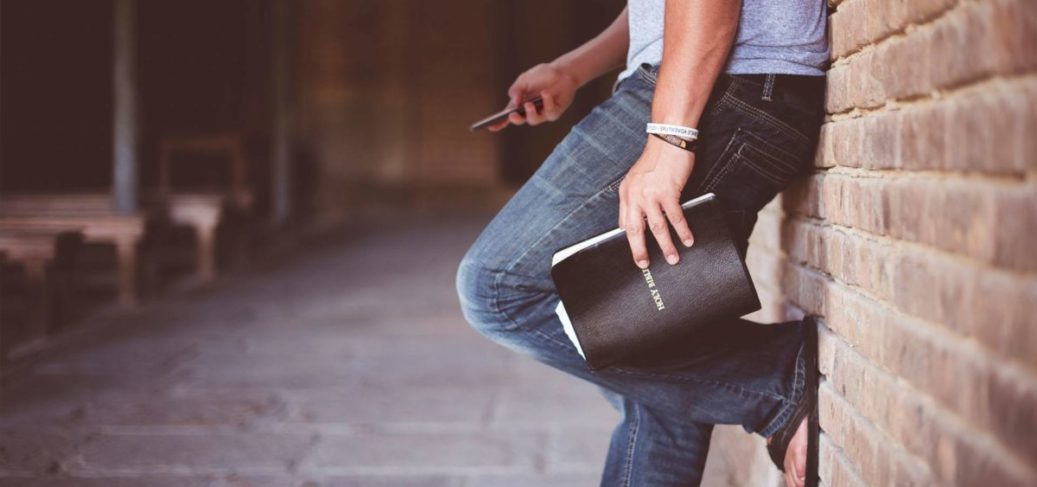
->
[[22, 258, 53, 340], [196, 222, 217, 281], [114, 238, 138, 307]]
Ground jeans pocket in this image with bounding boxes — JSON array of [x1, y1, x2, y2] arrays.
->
[[637, 62, 659, 85], [602, 172, 627, 194], [737, 131, 804, 185], [702, 129, 809, 213]]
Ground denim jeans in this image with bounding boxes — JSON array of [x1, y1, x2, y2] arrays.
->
[[456, 63, 825, 486]]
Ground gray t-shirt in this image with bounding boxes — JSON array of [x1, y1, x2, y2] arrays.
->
[[617, 0, 830, 82]]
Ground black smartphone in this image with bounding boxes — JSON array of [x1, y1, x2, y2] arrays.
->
[[469, 96, 544, 132]]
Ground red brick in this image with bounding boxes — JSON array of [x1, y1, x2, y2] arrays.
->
[[990, 0, 1037, 75], [828, 119, 863, 168], [740, 0, 1037, 483], [799, 174, 1037, 273], [848, 49, 887, 109], [899, 103, 946, 171], [970, 272, 1037, 366], [789, 271, 1037, 474], [819, 435, 868, 487], [813, 123, 837, 168], [927, 5, 993, 89], [903, 0, 957, 25], [862, 0, 898, 49], [782, 174, 825, 220], [1022, 80, 1037, 171], [881, 27, 933, 100], [858, 113, 900, 169], [819, 175, 886, 235], [823, 333, 1037, 485], [944, 88, 1030, 174], [992, 188, 1037, 272], [828, 3, 858, 59], [833, 0, 1036, 110], [830, 0, 956, 60], [784, 218, 1037, 367], [825, 64, 851, 114], [819, 384, 932, 486]]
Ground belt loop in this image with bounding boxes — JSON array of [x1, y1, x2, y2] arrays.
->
[[762, 73, 776, 102]]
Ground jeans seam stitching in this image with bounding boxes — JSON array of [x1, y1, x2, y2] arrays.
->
[[703, 150, 744, 194], [703, 93, 731, 119], [760, 338, 807, 436], [488, 269, 520, 331], [740, 131, 802, 170], [623, 404, 641, 487], [502, 185, 615, 281], [607, 366, 787, 402], [699, 128, 743, 193], [491, 270, 580, 349], [725, 95, 810, 142], [741, 156, 793, 185]]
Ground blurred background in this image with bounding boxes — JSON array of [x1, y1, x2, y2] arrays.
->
[[2, 0, 1036, 486], [1, 0, 626, 216]]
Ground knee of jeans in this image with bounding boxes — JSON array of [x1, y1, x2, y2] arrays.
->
[[455, 257, 512, 337]]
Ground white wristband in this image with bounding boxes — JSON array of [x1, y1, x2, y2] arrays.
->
[[646, 123, 699, 140]]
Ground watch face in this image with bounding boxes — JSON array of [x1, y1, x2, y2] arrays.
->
[[653, 133, 696, 153]]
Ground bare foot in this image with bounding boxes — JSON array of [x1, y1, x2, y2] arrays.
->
[[782, 417, 808, 487]]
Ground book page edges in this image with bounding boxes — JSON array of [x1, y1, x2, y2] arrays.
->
[[549, 193, 716, 267], [554, 301, 586, 358]]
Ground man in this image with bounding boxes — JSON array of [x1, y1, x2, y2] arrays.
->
[[456, 1, 829, 485]]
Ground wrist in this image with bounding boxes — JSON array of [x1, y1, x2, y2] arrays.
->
[[548, 57, 589, 88], [651, 88, 707, 127], [645, 135, 695, 162], [650, 110, 702, 129]]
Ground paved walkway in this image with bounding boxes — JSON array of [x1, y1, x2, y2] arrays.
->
[[0, 214, 624, 486]]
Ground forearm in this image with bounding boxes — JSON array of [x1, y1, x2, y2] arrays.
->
[[652, 0, 740, 127], [550, 7, 630, 87]]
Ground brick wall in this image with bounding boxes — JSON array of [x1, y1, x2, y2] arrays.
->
[[706, 0, 1037, 485]]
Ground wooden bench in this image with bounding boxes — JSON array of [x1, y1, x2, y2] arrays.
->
[[0, 193, 146, 306], [158, 133, 254, 210], [144, 192, 226, 281], [156, 133, 258, 279], [0, 226, 83, 347]]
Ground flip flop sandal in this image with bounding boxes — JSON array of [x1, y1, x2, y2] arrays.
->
[[767, 315, 819, 487]]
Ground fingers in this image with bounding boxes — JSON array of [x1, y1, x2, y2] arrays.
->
[[620, 179, 689, 269], [644, 204, 679, 265], [487, 119, 510, 132], [795, 449, 806, 486], [784, 442, 805, 487], [662, 198, 694, 247], [623, 200, 649, 269], [506, 77, 528, 126], [784, 453, 798, 487], [523, 100, 546, 125], [507, 81, 525, 108], [785, 458, 798, 487], [618, 184, 627, 230], [540, 91, 561, 122]]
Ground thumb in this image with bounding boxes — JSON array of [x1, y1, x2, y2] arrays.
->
[[507, 82, 526, 108]]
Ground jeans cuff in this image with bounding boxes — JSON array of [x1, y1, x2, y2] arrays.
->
[[755, 337, 807, 438]]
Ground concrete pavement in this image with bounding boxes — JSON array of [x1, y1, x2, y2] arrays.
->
[[0, 214, 621, 486]]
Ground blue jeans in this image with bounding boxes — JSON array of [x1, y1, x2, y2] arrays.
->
[[456, 64, 825, 486]]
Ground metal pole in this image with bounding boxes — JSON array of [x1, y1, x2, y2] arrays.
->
[[112, 0, 139, 213], [270, 0, 294, 224]]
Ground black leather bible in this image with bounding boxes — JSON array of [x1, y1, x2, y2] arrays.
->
[[550, 193, 761, 370]]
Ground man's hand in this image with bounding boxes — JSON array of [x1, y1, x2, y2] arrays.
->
[[488, 63, 580, 132], [621, 0, 739, 268], [618, 136, 696, 268]]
